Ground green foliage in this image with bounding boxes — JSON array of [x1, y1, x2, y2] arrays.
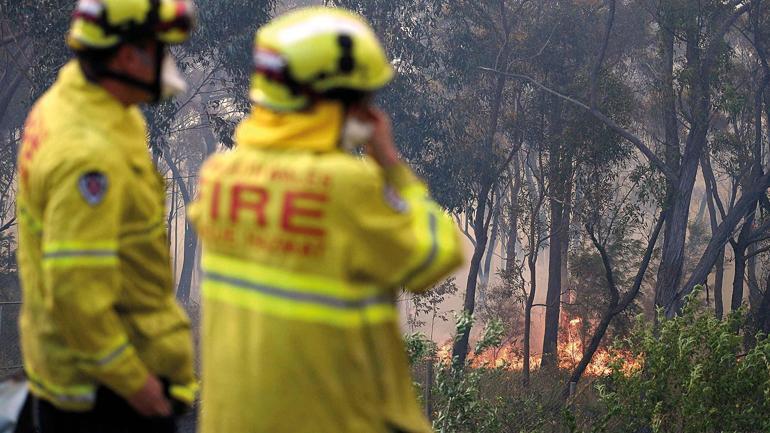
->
[[566, 236, 645, 342], [596, 288, 770, 433], [416, 287, 770, 433], [453, 310, 474, 344], [407, 277, 458, 330], [404, 332, 437, 366], [146, 0, 275, 151], [419, 317, 577, 433], [474, 318, 505, 355], [3, 0, 72, 99], [432, 317, 506, 433], [433, 365, 503, 433], [629, 164, 668, 209]]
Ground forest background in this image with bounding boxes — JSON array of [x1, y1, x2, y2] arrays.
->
[[1, 1, 770, 432]]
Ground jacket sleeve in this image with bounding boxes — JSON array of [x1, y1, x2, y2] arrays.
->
[[346, 161, 463, 292], [41, 156, 149, 399]]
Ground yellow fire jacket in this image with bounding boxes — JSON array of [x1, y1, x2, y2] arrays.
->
[[16, 61, 196, 411], [190, 101, 463, 433]]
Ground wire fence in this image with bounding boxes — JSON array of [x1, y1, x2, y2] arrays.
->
[[0, 301, 22, 375]]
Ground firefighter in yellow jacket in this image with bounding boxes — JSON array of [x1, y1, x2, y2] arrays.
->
[[189, 7, 463, 433], [16, 1, 197, 432]]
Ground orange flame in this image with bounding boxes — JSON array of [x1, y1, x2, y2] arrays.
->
[[436, 317, 640, 376]]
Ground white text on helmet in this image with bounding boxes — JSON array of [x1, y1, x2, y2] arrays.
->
[[76, 0, 104, 18], [277, 16, 370, 45], [254, 49, 287, 72]]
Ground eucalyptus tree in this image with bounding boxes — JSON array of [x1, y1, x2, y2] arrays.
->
[[1, 0, 72, 103], [146, 0, 276, 301], [676, 0, 770, 318], [497, 0, 645, 367], [565, 147, 665, 393], [330, 0, 527, 368], [434, 0, 534, 369], [496, 0, 764, 319]]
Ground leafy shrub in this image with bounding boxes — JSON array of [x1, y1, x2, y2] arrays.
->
[[596, 289, 770, 433], [432, 314, 504, 433]]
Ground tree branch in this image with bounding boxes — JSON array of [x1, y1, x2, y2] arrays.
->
[[565, 211, 665, 394], [674, 172, 770, 315], [455, 214, 477, 247], [478, 67, 679, 184], [0, 217, 16, 233], [586, 224, 620, 308], [590, 0, 616, 108], [0, 32, 28, 48], [745, 243, 770, 261], [746, 218, 770, 245], [615, 212, 667, 313], [700, 153, 728, 220], [702, 1, 753, 76]]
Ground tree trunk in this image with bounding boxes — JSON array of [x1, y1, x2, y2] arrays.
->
[[541, 92, 569, 368], [424, 357, 434, 421], [559, 185, 572, 334], [677, 173, 770, 310], [522, 251, 538, 387], [731, 218, 753, 312], [728, 82, 763, 313], [478, 196, 502, 311], [694, 192, 708, 228], [541, 195, 564, 368], [756, 274, 770, 335], [746, 258, 770, 349], [705, 181, 725, 319], [451, 43, 509, 367], [714, 250, 725, 319], [451, 182, 490, 368], [522, 157, 542, 387], [175, 219, 198, 302], [657, 27, 714, 316], [655, 11, 682, 311], [505, 199, 518, 272], [0, 69, 23, 125], [747, 66, 769, 316], [655, 190, 693, 314], [565, 214, 665, 396], [747, 242, 762, 312], [159, 143, 197, 303], [506, 156, 522, 271]]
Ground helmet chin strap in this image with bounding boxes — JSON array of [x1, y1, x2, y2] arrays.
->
[[85, 44, 165, 103], [98, 70, 162, 102]]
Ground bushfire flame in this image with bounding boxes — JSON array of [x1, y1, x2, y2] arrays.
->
[[436, 317, 640, 376]]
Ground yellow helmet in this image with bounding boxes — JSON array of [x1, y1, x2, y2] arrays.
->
[[251, 7, 395, 111], [67, 0, 196, 51]]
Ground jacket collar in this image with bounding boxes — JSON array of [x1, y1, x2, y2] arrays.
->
[[56, 60, 134, 123], [235, 101, 345, 153]]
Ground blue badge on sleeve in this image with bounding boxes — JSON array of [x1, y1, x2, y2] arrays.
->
[[78, 171, 108, 206]]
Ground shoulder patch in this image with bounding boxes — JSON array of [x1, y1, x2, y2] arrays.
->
[[78, 171, 109, 206], [384, 186, 409, 214]]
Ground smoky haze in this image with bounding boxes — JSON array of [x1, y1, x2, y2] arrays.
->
[[2, 1, 770, 432]]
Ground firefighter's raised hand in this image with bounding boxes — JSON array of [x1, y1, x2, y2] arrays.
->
[[127, 374, 172, 417], [356, 106, 400, 168]]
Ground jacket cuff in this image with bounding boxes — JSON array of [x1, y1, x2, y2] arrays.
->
[[169, 381, 199, 406], [92, 346, 149, 400], [383, 163, 419, 190]]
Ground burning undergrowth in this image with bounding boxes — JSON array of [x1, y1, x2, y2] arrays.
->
[[430, 316, 641, 376]]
